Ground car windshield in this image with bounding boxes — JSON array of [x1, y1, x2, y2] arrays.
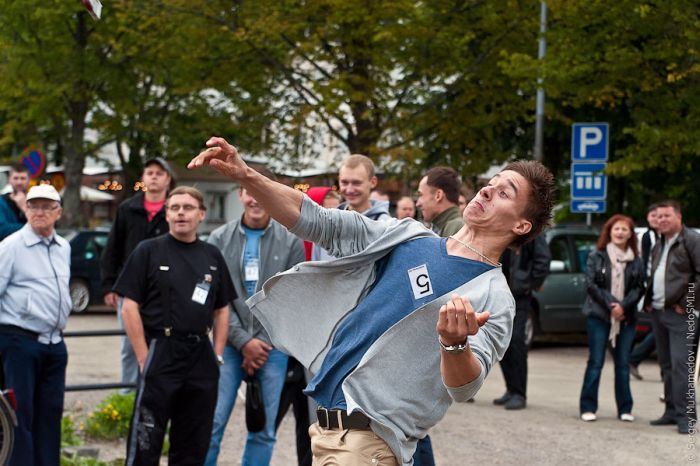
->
[[573, 235, 597, 273]]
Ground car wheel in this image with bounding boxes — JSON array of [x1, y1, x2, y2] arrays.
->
[[525, 311, 535, 349], [70, 279, 90, 313]]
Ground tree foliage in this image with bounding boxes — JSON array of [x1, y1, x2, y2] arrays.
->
[[0, 0, 697, 225], [185, 0, 542, 179], [502, 0, 700, 222], [0, 1, 262, 226]]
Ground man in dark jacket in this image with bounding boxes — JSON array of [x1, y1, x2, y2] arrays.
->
[[641, 203, 660, 274], [629, 203, 659, 380], [493, 234, 550, 410], [0, 163, 30, 241], [644, 200, 700, 434], [101, 158, 174, 388], [416, 166, 463, 237]]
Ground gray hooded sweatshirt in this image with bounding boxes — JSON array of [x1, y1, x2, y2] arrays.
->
[[338, 198, 392, 221], [248, 196, 514, 465], [312, 198, 392, 261]]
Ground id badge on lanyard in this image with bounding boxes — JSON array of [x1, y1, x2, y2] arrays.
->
[[245, 258, 259, 282], [192, 274, 213, 305]]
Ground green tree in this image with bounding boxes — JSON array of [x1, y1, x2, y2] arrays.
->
[[0, 1, 265, 223], [188, 0, 541, 180], [502, 0, 700, 223], [0, 0, 108, 226], [88, 1, 256, 192]]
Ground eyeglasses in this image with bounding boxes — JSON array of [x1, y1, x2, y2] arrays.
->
[[167, 204, 201, 212], [27, 204, 60, 213]]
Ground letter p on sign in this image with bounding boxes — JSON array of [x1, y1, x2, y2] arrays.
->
[[572, 123, 608, 161], [580, 128, 602, 157]]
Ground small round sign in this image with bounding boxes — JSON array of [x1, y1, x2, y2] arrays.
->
[[20, 147, 46, 179]]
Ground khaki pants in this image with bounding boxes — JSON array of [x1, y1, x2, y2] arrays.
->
[[309, 422, 399, 465]]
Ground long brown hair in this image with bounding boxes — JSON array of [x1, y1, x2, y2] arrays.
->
[[596, 214, 638, 256]]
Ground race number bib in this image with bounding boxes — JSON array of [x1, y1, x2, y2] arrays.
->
[[407, 264, 433, 300]]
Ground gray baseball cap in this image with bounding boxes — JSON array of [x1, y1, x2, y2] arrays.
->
[[144, 157, 176, 181]]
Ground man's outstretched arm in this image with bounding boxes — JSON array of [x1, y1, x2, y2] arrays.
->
[[188, 137, 303, 229]]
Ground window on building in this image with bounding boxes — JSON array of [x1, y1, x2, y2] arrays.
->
[[207, 192, 227, 222]]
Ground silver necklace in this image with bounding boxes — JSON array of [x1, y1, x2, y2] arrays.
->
[[449, 236, 502, 267]]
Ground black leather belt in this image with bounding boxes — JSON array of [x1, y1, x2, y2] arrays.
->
[[146, 328, 208, 342], [0, 324, 39, 341], [316, 407, 371, 430]]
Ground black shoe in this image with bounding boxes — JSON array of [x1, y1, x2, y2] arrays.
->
[[504, 394, 526, 410], [493, 392, 512, 406], [650, 416, 677, 426], [678, 421, 690, 434], [466, 397, 475, 403], [629, 364, 643, 380]]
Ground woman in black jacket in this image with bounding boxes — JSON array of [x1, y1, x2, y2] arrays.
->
[[579, 214, 645, 422]]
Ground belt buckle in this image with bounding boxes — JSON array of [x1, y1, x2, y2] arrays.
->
[[336, 410, 344, 430], [318, 407, 330, 428]]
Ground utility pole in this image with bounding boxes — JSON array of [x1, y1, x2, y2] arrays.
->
[[534, 1, 547, 162]]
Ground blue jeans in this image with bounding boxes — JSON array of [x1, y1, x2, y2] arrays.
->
[[205, 344, 288, 466], [629, 331, 655, 367], [580, 316, 636, 416], [412, 435, 435, 466], [117, 297, 139, 388], [0, 334, 67, 466]]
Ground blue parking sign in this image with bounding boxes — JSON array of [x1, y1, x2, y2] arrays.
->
[[572, 123, 608, 161], [571, 163, 607, 199]]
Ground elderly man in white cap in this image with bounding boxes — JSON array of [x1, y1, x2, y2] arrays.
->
[[0, 184, 72, 466]]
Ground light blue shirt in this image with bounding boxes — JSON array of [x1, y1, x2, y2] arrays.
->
[[242, 225, 264, 297], [0, 223, 72, 343]]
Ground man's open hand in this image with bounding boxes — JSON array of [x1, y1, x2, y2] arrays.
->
[[187, 137, 248, 181]]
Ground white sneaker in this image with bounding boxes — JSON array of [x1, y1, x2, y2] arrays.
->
[[581, 412, 597, 422], [620, 413, 635, 422]]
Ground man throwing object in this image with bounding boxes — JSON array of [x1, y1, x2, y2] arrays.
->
[[188, 138, 555, 465]]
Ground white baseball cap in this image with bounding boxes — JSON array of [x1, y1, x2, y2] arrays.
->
[[26, 185, 62, 202]]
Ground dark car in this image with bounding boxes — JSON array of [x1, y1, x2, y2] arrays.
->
[[59, 229, 109, 313], [527, 226, 599, 346]]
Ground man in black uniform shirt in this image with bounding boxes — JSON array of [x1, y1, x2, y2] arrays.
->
[[114, 186, 235, 465]]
